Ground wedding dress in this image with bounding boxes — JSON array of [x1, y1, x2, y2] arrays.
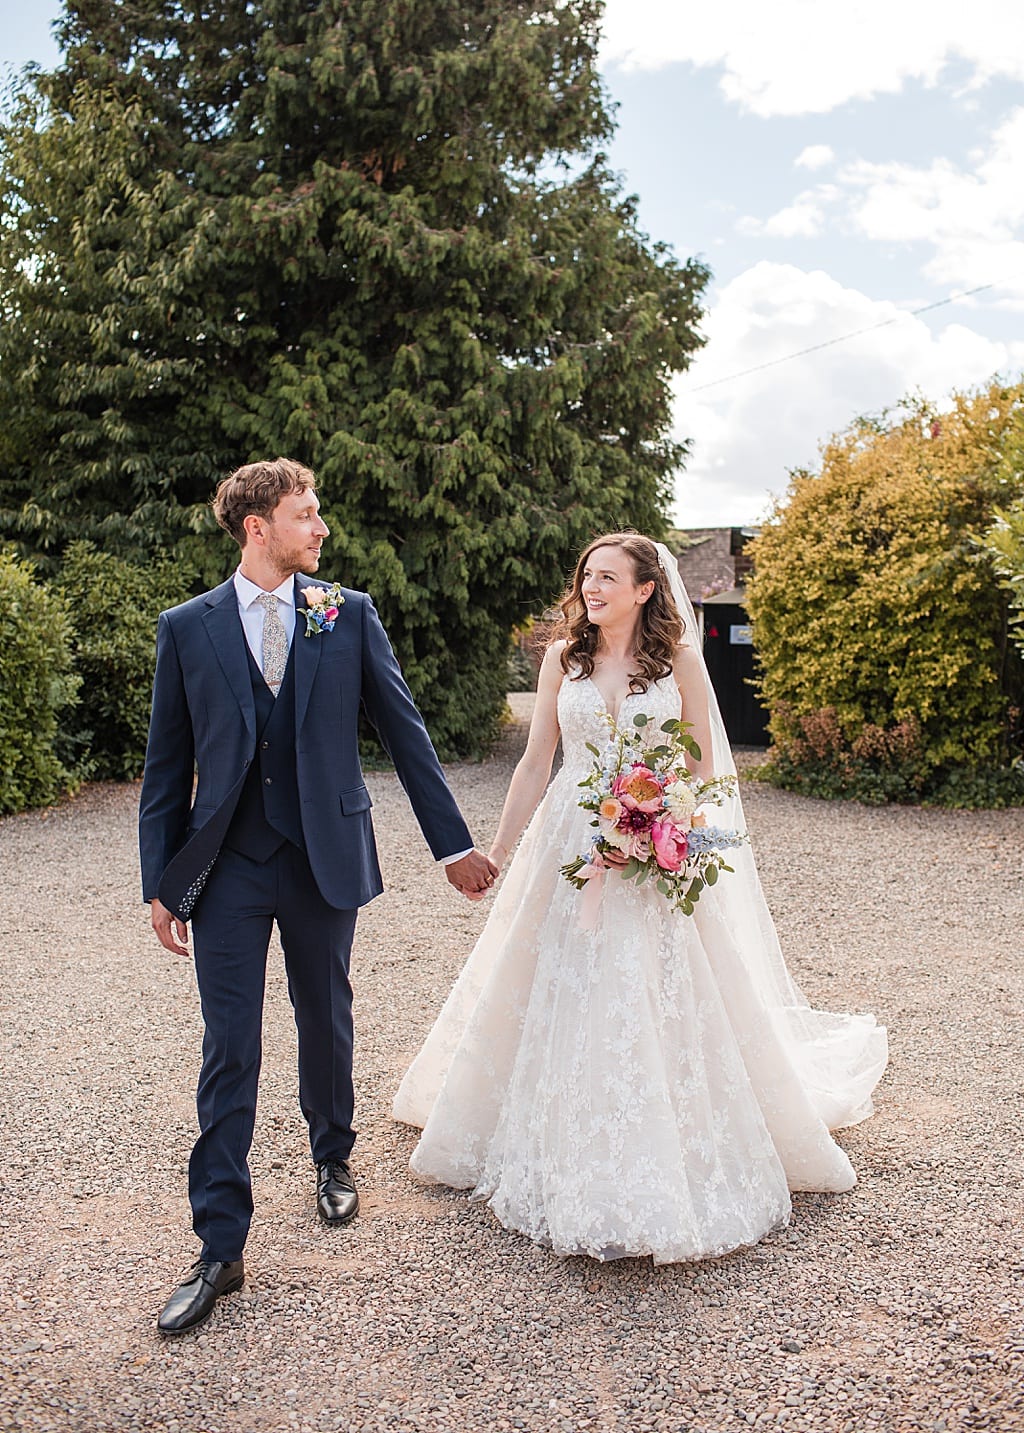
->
[[393, 671, 887, 1265]]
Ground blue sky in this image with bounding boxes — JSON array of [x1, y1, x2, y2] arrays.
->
[[4, 1, 1023, 526]]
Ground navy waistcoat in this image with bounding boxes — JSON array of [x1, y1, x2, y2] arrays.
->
[[223, 642, 305, 862]]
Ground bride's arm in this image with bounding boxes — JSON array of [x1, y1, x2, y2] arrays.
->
[[487, 643, 565, 871], [673, 643, 716, 781]]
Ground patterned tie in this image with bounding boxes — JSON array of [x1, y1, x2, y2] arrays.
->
[[256, 592, 288, 696]]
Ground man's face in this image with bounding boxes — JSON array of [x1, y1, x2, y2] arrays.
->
[[263, 488, 330, 576]]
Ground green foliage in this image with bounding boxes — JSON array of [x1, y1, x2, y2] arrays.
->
[[507, 630, 539, 694], [978, 497, 1024, 657], [756, 703, 1024, 808], [0, 0, 709, 757], [0, 553, 79, 814], [54, 543, 197, 779], [747, 381, 1024, 805]]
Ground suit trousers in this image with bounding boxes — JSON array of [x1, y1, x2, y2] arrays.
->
[[188, 841, 358, 1261]]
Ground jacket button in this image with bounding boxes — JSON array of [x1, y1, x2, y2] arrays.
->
[[262, 741, 270, 749], [264, 777, 273, 786]]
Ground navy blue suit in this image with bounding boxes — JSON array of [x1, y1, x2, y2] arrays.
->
[[139, 575, 472, 1260]]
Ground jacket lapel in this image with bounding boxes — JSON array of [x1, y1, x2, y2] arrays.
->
[[293, 575, 322, 733], [202, 578, 256, 738]]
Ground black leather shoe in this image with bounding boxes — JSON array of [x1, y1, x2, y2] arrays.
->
[[316, 1159, 359, 1226], [157, 1259, 245, 1335]]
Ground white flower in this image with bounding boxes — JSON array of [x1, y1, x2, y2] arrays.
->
[[663, 781, 697, 823]]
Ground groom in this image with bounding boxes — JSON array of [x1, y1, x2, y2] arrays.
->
[[139, 457, 496, 1334]]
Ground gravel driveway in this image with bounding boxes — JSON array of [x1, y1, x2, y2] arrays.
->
[[2, 694, 1022, 1433]]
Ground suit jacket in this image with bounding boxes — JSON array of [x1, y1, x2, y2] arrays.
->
[[139, 574, 472, 917]]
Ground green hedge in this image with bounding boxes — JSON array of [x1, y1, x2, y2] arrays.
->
[[0, 553, 80, 814], [54, 543, 196, 780]]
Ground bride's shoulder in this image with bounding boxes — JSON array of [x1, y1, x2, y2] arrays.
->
[[671, 641, 705, 682], [539, 640, 569, 680]]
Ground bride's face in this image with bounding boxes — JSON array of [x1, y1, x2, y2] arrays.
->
[[580, 545, 654, 629]]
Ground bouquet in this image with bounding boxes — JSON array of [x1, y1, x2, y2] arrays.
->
[[560, 712, 748, 916]]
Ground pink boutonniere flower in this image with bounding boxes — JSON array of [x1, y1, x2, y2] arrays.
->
[[301, 583, 346, 637]]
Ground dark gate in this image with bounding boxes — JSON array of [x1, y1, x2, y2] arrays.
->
[[699, 591, 769, 747]]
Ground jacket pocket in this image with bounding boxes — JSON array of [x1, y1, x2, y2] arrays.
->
[[339, 785, 373, 815]]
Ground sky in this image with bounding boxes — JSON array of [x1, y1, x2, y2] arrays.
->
[[3, 1, 1024, 527]]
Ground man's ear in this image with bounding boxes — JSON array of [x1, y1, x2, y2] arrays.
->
[[242, 513, 266, 547]]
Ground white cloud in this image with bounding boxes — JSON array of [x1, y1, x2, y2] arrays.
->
[[795, 145, 835, 170], [671, 263, 1024, 526], [599, 0, 1024, 116], [840, 108, 1024, 302], [732, 109, 1024, 308], [737, 190, 833, 239]]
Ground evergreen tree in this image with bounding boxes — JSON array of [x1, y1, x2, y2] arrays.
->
[[0, 1, 709, 754]]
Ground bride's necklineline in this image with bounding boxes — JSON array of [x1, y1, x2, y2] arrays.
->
[[584, 649, 673, 726]]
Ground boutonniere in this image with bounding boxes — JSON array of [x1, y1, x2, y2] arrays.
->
[[300, 583, 345, 637]]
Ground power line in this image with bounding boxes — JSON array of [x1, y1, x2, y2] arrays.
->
[[688, 279, 1010, 394]]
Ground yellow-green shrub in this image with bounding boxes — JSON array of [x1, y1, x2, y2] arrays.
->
[[0, 553, 80, 814], [747, 381, 1024, 804]]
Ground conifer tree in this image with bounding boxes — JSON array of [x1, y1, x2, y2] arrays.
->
[[0, 1, 709, 753]]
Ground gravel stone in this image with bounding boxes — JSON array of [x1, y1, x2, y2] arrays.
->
[[1, 695, 1022, 1431]]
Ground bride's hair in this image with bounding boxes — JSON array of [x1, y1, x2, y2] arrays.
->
[[554, 532, 685, 691]]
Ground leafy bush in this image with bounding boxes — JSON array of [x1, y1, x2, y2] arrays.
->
[[760, 702, 1024, 808], [747, 381, 1024, 805], [507, 623, 545, 693], [0, 552, 79, 813], [54, 543, 196, 780], [978, 497, 1024, 658]]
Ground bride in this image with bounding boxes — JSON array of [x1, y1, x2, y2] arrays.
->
[[393, 533, 888, 1263]]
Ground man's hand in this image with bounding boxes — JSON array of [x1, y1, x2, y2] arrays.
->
[[151, 898, 191, 958], [445, 849, 499, 901]]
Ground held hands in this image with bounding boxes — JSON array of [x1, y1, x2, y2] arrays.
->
[[445, 849, 500, 901], [151, 898, 191, 958]]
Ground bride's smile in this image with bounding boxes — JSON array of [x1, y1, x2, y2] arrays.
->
[[581, 545, 653, 632]]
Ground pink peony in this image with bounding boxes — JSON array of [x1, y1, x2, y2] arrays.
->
[[611, 764, 663, 813], [651, 820, 688, 872]]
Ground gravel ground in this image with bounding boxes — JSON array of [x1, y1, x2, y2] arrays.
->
[[1, 693, 1022, 1433]]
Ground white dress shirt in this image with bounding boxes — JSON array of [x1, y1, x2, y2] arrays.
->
[[233, 569, 296, 671], [231, 568, 471, 867]]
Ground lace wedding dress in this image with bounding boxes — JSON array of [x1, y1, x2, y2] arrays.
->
[[393, 672, 888, 1264]]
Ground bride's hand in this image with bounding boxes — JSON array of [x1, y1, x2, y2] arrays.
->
[[600, 847, 630, 869], [487, 842, 508, 873]]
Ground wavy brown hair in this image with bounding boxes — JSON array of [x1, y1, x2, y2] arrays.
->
[[212, 457, 317, 547], [554, 533, 685, 691]]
